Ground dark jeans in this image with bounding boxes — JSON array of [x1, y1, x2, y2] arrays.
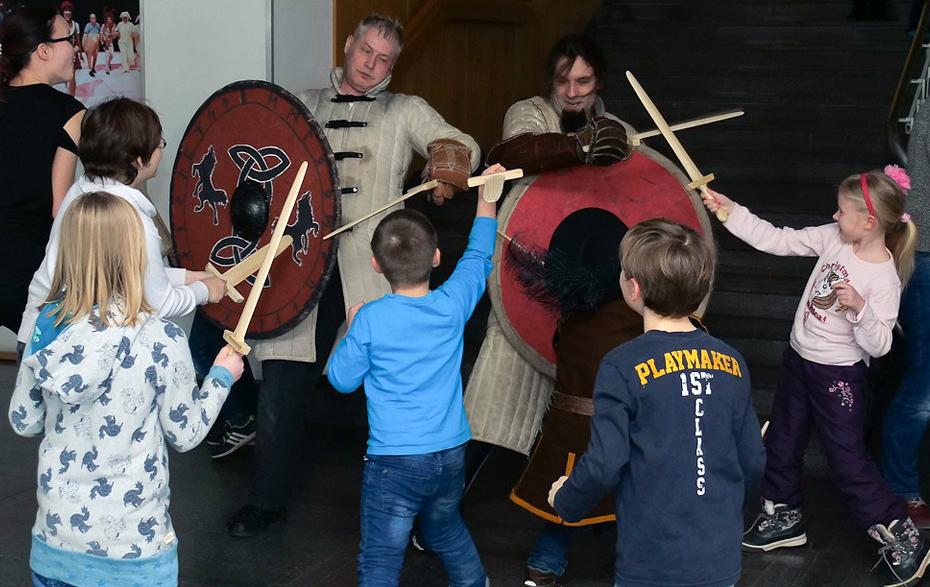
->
[[248, 270, 344, 511], [882, 252, 930, 499], [526, 522, 578, 577], [189, 309, 258, 426], [359, 444, 486, 587], [761, 347, 906, 528], [32, 572, 76, 587]]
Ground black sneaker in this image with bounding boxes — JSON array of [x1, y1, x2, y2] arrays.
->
[[524, 567, 561, 587], [742, 500, 807, 552], [227, 504, 286, 538], [869, 518, 930, 587], [209, 416, 256, 459]]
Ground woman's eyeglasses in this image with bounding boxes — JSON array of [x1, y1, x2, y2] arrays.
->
[[46, 35, 76, 47]]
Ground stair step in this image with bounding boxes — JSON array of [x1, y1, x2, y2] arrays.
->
[[704, 315, 793, 341], [599, 22, 907, 49], [611, 2, 902, 23], [710, 290, 801, 318], [604, 73, 898, 106], [714, 270, 808, 296], [615, 48, 908, 77], [714, 335, 789, 368]]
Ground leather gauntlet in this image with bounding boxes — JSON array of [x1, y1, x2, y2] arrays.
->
[[423, 138, 472, 203], [486, 132, 586, 175], [581, 116, 632, 166]]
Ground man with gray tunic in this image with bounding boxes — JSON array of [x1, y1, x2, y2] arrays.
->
[[463, 35, 634, 586], [227, 14, 479, 537], [465, 35, 632, 458]]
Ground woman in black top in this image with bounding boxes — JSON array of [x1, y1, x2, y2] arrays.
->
[[0, 6, 85, 334]]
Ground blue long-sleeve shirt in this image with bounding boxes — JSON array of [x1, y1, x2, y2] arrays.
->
[[553, 329, 766, 587], [328, 216, 497, 455]]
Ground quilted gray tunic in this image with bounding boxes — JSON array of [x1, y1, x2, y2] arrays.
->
[[251, 69, 479, 363], [463, 95, 630, 455]]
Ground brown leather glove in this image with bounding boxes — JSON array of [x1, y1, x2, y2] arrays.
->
[[582, 116, 632, 166], [423, 138, 472, 205], [486, 132, 585, 175]]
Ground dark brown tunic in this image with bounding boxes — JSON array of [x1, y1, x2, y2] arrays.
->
[[510, 299, 642, 525]]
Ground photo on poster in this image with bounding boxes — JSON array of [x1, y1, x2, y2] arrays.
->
[[2, 0, 142, 106]]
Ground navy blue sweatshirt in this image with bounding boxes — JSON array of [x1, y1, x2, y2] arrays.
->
[[553, 329, 765, 587]]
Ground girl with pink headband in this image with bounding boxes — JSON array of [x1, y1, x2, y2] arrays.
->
[[704, 168, 921, 586]]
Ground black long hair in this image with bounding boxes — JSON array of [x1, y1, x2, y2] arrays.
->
[[0, 6, 58, 98], [544, 34, 606, 97]]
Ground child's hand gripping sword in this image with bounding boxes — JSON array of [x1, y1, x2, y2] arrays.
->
[[223, 161, 308, 355], [626, 71, 728, 222], [467, 168, 523, 202], [205, 236, 294, 303]]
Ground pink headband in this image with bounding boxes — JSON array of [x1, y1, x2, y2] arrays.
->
[[860, 173, 875, 217]]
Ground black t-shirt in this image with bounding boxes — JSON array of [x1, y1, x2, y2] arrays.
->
[[0, 84, 84, 327]]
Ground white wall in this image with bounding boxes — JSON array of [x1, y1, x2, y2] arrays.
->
[[273, 0, 333, 93], [143, 0, 333, 222], [143, 0, 273, 220]]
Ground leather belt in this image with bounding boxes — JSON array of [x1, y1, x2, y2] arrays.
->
[[552, 392, 594, 416]]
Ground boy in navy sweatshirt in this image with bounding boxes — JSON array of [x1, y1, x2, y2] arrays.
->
[[548, 218, 766, 587], [328, 165, 504, 587]]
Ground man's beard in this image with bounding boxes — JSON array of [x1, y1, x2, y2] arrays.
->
[[560, 109, 588, 134]]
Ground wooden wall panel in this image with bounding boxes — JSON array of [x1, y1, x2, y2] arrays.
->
[[333, 0, 604, 155]]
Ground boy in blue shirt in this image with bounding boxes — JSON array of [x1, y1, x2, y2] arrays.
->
[[328, 165, 503, 587], [548, 219, 766, 587]]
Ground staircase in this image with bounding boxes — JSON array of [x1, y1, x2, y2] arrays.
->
[[586, 0, 912, 420]]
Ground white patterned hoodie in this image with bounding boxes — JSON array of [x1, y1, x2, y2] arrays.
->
[[9, 307, 231, 584]]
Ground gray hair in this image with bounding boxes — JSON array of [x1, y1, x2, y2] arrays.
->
[[352, 13, 403, 57]]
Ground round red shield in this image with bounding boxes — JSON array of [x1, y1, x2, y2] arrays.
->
[[170, 80, 340, 339], [489, 145, 713, 378]]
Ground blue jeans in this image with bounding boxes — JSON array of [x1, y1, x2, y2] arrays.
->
[[882, 252, 930, 499], [32, 572, 76, 587], [359, 444, 486, 587], [526, 522, 578, 576]]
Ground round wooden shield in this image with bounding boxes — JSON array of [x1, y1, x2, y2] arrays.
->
[[170, 80, 340, 339], [489, 145, 713, 378]]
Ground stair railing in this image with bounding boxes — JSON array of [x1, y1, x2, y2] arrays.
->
[[887, 1, 930, 164]]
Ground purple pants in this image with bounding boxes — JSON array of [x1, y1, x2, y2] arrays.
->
[[761, 347, 906, 529]]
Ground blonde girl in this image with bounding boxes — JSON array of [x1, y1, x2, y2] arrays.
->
[[10, 191, 243, 587], [705, 169, 924, 587]]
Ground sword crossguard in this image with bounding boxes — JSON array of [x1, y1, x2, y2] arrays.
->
[[687, 173, 715, 192], [222, 329, 251, 355], [205, 263, 245, 303]]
